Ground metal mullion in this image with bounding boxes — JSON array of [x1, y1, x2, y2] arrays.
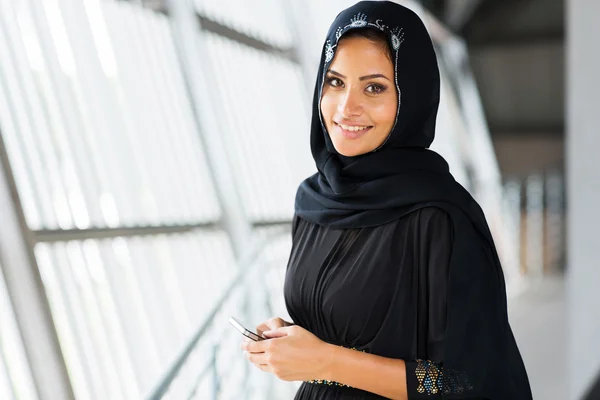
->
[[197, 14, 296, 62], [251, 220, 292, 229], [33, 221, 218, 243]]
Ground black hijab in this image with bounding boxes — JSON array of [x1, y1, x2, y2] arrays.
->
[[293, 2, 533, 398], [295, 0, 455, 229]]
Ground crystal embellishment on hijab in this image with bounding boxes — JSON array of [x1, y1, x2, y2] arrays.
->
[[323, 13, 405, 63]]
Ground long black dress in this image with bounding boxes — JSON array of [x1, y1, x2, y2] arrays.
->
[[284, 207, 529, 399], [287, 2, 533, 399]]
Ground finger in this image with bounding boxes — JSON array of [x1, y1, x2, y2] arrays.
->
[[245, 351, 268, 365], [239, 338, 253, 350], [263, 326, 291, 338], [267, 317, 287, 330], [242, 339, 266, 353], [256, 324, 269, 335], [245, 352, 269, 372], [255, 363, 270, 373]]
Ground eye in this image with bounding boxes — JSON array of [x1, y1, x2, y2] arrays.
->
[[366, 83, 387, 95], [325, 77, 344, 87]]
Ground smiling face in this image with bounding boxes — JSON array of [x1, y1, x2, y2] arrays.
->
[[320, 34, 398, 157]]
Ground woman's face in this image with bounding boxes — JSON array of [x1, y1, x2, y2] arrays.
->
[[320, 36, 398, 157]]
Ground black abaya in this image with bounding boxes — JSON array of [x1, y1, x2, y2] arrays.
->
[[287, 2, 533, 398], [285, 206, 532, 399]]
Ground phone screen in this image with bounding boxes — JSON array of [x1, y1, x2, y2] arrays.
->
[[229, 316, 265, 341]]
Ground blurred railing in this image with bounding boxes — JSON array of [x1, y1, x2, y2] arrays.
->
[[502, 166, 566, 284], [145, 227, 299, 400]]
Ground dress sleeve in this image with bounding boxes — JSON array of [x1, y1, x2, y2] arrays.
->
[[404, 207, 461, 399], [404, 206, 504, 399]]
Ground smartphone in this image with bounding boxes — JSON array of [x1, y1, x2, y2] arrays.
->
[[229, 316, 265, 341]]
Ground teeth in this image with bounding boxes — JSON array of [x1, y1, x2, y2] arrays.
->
[[339, 123, 370, 132]]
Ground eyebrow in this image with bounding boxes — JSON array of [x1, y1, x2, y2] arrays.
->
[[327, 69, 391, 82]]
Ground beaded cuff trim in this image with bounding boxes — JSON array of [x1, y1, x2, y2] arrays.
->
[[306, 379, 352, 388], [415, 359, 443, 395], [415, 359, 474, 395], [305, 346, 365, 388]]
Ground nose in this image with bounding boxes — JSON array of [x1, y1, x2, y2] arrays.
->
[[337, 89, 362, 117]]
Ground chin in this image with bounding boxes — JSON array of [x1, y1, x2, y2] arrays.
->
[[331, 141, 369, 157]]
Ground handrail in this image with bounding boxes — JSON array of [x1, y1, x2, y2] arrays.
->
[[145, 226, 291, 400]]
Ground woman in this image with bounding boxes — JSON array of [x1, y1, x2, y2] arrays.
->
[[241, 1, 533, 399]]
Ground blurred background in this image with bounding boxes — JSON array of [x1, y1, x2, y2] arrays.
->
[[0, 0, 597, 399]]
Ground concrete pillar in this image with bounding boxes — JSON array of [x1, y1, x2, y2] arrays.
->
[[166, 0, 252, 257], [566, 0, 600, 398], [0, 135, 74, 399]]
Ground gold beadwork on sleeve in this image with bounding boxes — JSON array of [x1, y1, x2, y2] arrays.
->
[[415, 359, 443, 395], [306, 346, 366, 388]]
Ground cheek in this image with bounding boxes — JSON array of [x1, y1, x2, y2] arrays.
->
[[320, 92, 336, 121], [371, 98, 397, 126]]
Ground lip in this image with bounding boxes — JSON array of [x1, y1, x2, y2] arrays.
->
[[334, 122, 373, 140]]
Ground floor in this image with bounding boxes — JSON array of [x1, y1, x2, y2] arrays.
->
[[508, 275, 567, 400]]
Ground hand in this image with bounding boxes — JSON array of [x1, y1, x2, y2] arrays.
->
[[255, 317, 293, 339], [241, 325, 333, 382]]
